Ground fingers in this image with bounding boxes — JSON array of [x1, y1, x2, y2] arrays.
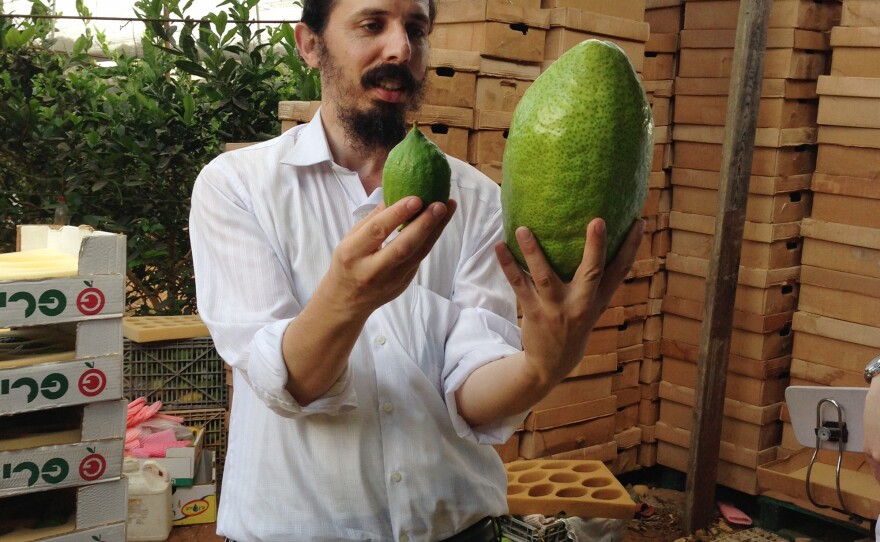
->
[[573, 218, 608, 286], [378, 199, 456, 267], [514, 227, 560, 294], [495, 239, 533, 301], [594, 218, 646, 303], [350, 196, 424, 254]]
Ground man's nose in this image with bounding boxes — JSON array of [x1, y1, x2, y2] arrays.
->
[[383, 22, 412, 63]]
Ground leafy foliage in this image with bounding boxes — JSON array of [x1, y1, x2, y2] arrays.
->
[[0, 0, 320, 314]]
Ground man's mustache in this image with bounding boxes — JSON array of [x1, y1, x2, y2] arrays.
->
[[361, 63, 419, 93]]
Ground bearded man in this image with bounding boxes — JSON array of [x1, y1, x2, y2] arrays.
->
[[189, 1, 643, 540]]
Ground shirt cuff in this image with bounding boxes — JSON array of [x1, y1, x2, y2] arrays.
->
[[245, 318, 358, 417], [443, 308, 527, 445]]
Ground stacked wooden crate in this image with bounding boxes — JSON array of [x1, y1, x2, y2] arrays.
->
[[636, 0, 684, 472], [0, 225, 128, 541], [779, 0, 880, 457], [760, 2, 880, 515], [655, 0, 841, 495]]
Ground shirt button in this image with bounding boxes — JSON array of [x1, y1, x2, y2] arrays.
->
[[383, 402, 394, 413], [375, 335, 387, 345], [390, 471, 402, 483], [400, 535, 409, 542]]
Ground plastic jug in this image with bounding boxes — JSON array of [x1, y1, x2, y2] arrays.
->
[[124, 458, 173, 541]]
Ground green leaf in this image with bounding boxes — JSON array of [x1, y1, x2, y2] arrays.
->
[[183, 93, 195, 124], [174, 59, 211, 79]]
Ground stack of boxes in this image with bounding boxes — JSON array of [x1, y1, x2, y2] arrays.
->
[[0, 225, 128, 541], [761, 2, 880, 517], [655, 0, 841, 495], [636, 0, 684, 472]]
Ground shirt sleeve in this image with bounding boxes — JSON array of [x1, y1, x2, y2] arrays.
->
[[441, 203, 528, 445], [189, 155, 357, 418]]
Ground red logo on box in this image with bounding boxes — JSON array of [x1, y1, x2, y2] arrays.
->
[[76, 282, 105, 315], [79, 363, 107, 397], [79, 448, 107, 481]]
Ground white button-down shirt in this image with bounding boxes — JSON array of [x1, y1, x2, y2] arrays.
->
[[189, 110, 526, 542]]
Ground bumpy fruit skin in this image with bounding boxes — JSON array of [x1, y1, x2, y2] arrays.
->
[[383, 123, 452, 222], [501, 39, 653, 282]]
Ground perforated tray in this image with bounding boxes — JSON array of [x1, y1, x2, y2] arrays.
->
[[506, 460, 638, 519], [123, 315, 209, 343]]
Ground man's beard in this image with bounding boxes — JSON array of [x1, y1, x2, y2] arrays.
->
[[318, 45, 426, 153]]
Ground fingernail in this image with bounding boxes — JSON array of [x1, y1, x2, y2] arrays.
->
[[407, 197, 422, 211], [595, 219, 606, 236], [432, 203, 446, 218]]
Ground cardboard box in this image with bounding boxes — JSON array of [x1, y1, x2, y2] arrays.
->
[[829, 26, 880, 78], [797, 266, 880, 327], [682, 0, 841, 32], [2, 226, 126, 327], [671, 184, 811, 224], [541, 0, 646, 21], [669, 219, 803, 270], [677, 47, 828, 80], [661, 338, 791, 380], [673, 123, 817, 148], [493, 431, 520, 463], [523, 395, 616, 431], [431, 22, 547, 63], [646, 4, 683, 34], [840, 0, 880, 27], [544, 440, 617, 463], [809, 188, 880, 230], [474, 75, 534, 113], [675, 76, 818, 100], [665, 253, 799, 292], [792, 320, 879, 373], [436, 0, 550, 27], [535, 375, 613, 410], [662, 311, 793, 362], [0, 399, 126, 496], [657, 440, 760, 494], [663, 295, 793, 335], [655, 422, 777, 469], [467, 129, 507, 164], [171, 450, 218, 526], [424, 49, 481, 108], [800, 218, 880, 279], [672, 141, 817, 177], [518, 413, 616, 458], [675, 94, 818, 130], [670, 167, 812, 195], [643, 53, 676, 81], [666, 271, 798, 316], [0, 478, 127, 541], [816, 143, 880, 179], [757, 449, 880, 520], [137, 427, 205, 487], [659, 381, 784, 427], [817, 75, 880, 129], [661, 354, 788, 407], [789, 358, 864, 388], [645, 32, 678, 54]]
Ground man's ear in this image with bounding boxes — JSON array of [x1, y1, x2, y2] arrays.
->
[[294, 22, 321, 69]]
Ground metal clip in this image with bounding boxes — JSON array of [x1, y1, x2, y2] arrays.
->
[[805, 398, 851, 515]]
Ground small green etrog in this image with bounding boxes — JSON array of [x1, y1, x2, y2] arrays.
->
[[383, 123, 451, 226]]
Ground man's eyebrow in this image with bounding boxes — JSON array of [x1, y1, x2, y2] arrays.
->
[[350, 7, 430, 25]]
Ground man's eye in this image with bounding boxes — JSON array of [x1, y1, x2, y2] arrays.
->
[[407, 26, 427, 39], [362, 21, 382, 32]]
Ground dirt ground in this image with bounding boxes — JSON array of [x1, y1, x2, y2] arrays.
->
[[623, 486, 748, 542]]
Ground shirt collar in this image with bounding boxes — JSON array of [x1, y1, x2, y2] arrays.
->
[[281, 107, 333, 167]]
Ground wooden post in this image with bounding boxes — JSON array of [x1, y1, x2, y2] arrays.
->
[[683, 0, 772, 533]]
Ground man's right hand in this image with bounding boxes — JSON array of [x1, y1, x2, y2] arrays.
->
[[282, 196, 456, 405], [320, 196, 457, 318]]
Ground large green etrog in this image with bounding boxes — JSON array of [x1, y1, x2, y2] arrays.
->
[[501, 39, 653, 281]]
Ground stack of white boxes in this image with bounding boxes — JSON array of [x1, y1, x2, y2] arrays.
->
[[0, 225, 128, 541]]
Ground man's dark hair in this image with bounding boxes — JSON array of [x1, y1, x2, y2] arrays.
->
[[301, 0, 437, 36]]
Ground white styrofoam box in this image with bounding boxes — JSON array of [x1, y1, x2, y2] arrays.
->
[[17, 225, 126, 276], [0, 399, 126, 496], [0, 477, 127, 540], [0, 275, 124, 327], [1, 225, 125, 327], [0, 354, 123, 415], [23, 522, 127, 542]]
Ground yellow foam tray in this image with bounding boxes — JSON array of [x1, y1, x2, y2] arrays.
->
[[123, 315, 210, 343], [506, 459, 639, 519]]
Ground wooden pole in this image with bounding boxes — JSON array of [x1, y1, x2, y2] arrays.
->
[[683, 0, 773, 532]]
